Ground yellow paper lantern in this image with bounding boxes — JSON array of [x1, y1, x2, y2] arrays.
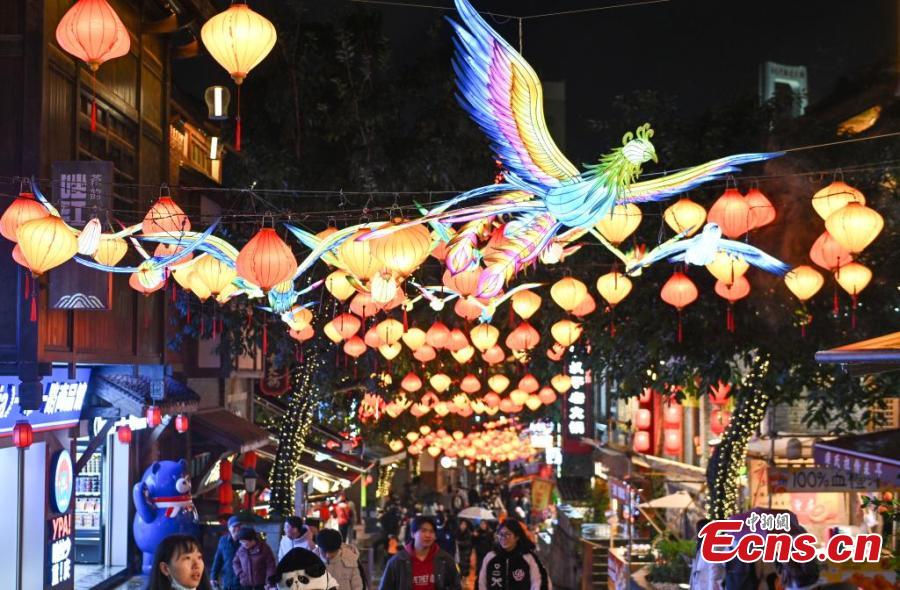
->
[[370, 273, 398, 304], [825, 202, 884, 253], [550, 277, 588, 311], [811, 180, 865, 220], [16, 216, 78, 275], [511, 289, 541, 319], [525, 395, 543, 411], [369, 221, 432, 276], [488, 374, 510, 394], [379, 342, 402, 361], [595, 203, 642, 245], [551, 319, 582, 346], [188, 273, 212, 302], [429, 373, 452, 393], [401, 327, 427, 350], [323, 320, 343, 343], [451, 346, 475, 365], [663, 197, 706, 236], [835, 262, 872, 296], [551, 374, 571, 394], [193, 254, 237, 295], [705, 251, 750, 285], [375, 318, 404, 345], [339, 229, 384, 281], [470, 323, 499, 352], [201, 2, 276, 84], [92, 236, 128, 266], [784, 266, 824, 302], [509, 389, 529, 406], [325, 270, 356, 301], [596, 271, 632, 306]]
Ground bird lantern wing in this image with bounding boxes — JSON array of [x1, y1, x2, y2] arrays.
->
[[449, 0, 580, 188], [720, 240, 791, 276], [619, 152, 782, 204]]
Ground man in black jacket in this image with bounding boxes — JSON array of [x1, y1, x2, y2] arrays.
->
[[378, 516, 461, 590]]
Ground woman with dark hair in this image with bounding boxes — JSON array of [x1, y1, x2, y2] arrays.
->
[[477, 518, 550, 590], [146, 534, 213, 590], [471, 520, 494, 576]]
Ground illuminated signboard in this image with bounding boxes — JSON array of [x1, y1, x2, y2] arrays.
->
[[52, 450, 74, 513], [48, 448, 75, 589], [0, 368, 90, 436], [48, 514, 73, 587], [562, 346, 593, 454]]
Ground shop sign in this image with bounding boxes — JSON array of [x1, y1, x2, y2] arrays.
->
[[48, 514, 73, 588], [814, 447, 897, 488], [0, 368, 90, 436], [768, 466, 883, 493], [49, 160, 113, 310], [47, 448, 75, 589], [52, 449, 74, 513], [531, 478, 554, 511], [609, 476, 630, 504], [562, 345, 593, 454]]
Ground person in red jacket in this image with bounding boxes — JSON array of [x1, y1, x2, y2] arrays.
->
[[233, 528, 276, 590]]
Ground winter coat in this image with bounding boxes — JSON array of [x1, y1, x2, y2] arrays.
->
[[233, 542, 277, 588], [315, 544, 364, 590], [477, 547, 551, 590], [211, 534, 242, 590], [378, 544, 461, 590], [456, 529, 473, 552]]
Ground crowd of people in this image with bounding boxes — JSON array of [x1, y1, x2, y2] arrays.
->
[[142, 479, 551, 590]]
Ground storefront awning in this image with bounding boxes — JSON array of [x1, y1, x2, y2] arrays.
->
[[812, 429, 900, 488], [303, 441, 373, 473], [815, 331, 900, 375], [191, 409, 271, 454], [92, 374, 200, 417]]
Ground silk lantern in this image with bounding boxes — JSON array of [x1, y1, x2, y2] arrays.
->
[[339, 230, 384, 281], [714, 276, 750, 333], [413, 345, 436, 363], [460, 374, 481, 394], [663, 404, 683, 427], [518, 374, 539, 394], [660, 271, 698, 343], [705, 251, 749, 285], [551, 277, 588, 311], [429, 373, 452, 393], [511, 289, 541, 319], [509, 389, 529, 406], [825, 202, 884, 254], [811, 180, 865, 220], [506, 322, 540, 351], [325, 270, 356, 301], [525, 395, 543, 411], [446, 329, 469, 352], [93, 236, 128, 266], [785, 266, 825, 336], [551, 320, 582, 347], [379, 343, 402, 361], [451, 346, 475, 364], [707, 188, 751, 238], [470, 324, 499, 352], [143, 196, 190, 235], [201, 1, 277, 151], [426, 321, 451, 349], [236, 228, 296, 290], [710, 409, 730, 435], [0, 192, 50, 242], [551, 374, 571, 394], [16, 216, 79, 275], [454, 298, 483, 321], [375, 318, 403, 345], [488, 374, 510, 394], [538, 387, 557, 405], [633, 431, 651, 453], [810, 231, 852, 271], [835, 262, 872, 328], [572, 293, 596, 317], [482, 345, 505, 365], [55, 0, 131, 132], [595, 203, 642, 245], [596, 271, 633, 337], [193, 255, 237, 295], [401, 372, 423, 393], [343, 336, 367, 358], [745, 187, 776, 229], [351, 293, 380, 318], [443, 267, 482, 297], [401, 328, 427, 351], [370, 222, 431, 277], [663, 197, 706, 237], [663, 429, 682, 455]]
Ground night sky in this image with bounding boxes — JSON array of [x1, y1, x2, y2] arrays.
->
[[343, 0, 898, 158]]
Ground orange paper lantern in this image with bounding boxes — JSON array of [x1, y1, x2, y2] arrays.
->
[[660, 272, 698, 342], [143, 197, 190, 235], [809, 231, 852, 271], [825, 202, 884, 254], [745, 188, 776, 229], [551, 277, 587, 311], [663, 197, 706, 236], [505, 322, 540, 351], [811, 180, 865, 220], [16, 216, 79, 275], [595, 203, 642, 245], [236, 228, 297, 290], [707, 188, 751, 238], [0, 192, 50, 242]]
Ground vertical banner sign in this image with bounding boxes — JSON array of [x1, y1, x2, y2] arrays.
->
[[47, 447, 75, 589], [562, 344, 593, 454], [48, 161, 113, 310]]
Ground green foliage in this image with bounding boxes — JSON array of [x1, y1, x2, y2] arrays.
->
[[647, 538, 695, 584]]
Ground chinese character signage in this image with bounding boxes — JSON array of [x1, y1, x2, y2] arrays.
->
[[768, 466, 883, 493], [49, 161, 113, 310], [562, 345, 593, 454], [812, 444, 897, 489], [0, 368, 90, 436]]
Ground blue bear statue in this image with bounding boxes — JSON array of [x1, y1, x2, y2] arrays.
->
[[133, 459, 200, 573]]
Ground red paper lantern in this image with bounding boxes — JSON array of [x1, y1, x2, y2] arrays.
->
[[174, 414, 189, 433], [116, 425, 132, 444], [715, 276, 751, 333], [12, 420, 33, 449], [663, 405, 682, 427], [538, 387, 557, 405], [745, 188, 776, 230], [809, 231, 852, 271], [343, 336, 367, 358], [55, 0, 131, 131], [506, 322, 540, 351], [633, 431, 651, 453], [426, 321, 451, 349], [707, 188, 751, 238], [244, 451, 258, 469], [517, 374, 540, 394], [663, 429, 683, 455], [635, 408, 652, 430], [146, 405, 162, 428], [220, 459, 233, 481], [710, 409, 731, 435], [460, 374, 481, 394], [236, 228, 297, 291], [218, 484, 234, 507], [639, 387, 654, 404], [660, 272, 698, 343]]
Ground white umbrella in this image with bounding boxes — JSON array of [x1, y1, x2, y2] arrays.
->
[[457, 506, 497, 521], [638, 490, 694, 510]]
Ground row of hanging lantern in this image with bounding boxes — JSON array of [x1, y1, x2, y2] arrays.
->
[[388, 419, 533, 462], [55, 0, 276, 150]]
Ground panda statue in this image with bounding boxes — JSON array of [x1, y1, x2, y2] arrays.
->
[[269, 548, 339, 590]]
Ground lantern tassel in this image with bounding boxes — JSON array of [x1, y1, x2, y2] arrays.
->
[[262, 322, 268, 357], [234, 85, 241, 152], [24, 274, 30, 300], [90, 71, 97, 133], [403, 308, 408, 331], [610, 306, 616, 338], [851, 294, 858, 329], [833, 284, 839, 317], [676, 309, 683, 343], [29, 290, 37, 323]]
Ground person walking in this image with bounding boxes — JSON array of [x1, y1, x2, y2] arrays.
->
[[147, 534, 214, 590], [689, 519, 724, 590], [471, 520, 493, 578], [477, 519, 550, 590], [232, 528, 277, 590], [378, 515, 462, 590], [455, 520, 474, 579], [211, 516, 244, 590], [315, 528, 365, 590], [278, 516, 311, 561]]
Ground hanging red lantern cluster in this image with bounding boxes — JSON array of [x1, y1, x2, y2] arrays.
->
[[632, 389, 653, 453]]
